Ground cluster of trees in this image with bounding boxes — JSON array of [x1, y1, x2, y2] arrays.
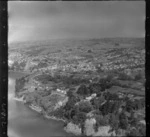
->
[[34, 74, 54, 84], [87, 49, 92, 53], [134, 72, 143, 81], [27, 70, 145, 136], [98, 75, 117, 91], [41, 73, 90, 86], [62, 76, 89, 86], [99, 100, 120, 115], [90, 95, 105, 109], [90, 90, 145, 135], [11, 61, 26, 71], [37, 62, 48, 69], [117, 72, 133, 81], [52, 92, 93, 125], [15, 76, 27, 93], [76, 75, 119, 96], [76, 84, 90, 96], [126, 124, 146, 136], [125, 98, 145, 112]]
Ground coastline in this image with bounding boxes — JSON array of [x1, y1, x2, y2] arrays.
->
[[13, 97, 25, 102], [14, 96, 66, 123], [9, 70, 30, 79], [10, 70, 66, 123], [10, 70, 79, 136], [44, 114, 66, 122], [9, 70, 30, 74]]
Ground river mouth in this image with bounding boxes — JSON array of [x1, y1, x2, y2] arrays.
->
[[8, 72, 73, 137]]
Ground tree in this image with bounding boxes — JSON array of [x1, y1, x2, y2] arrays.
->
[[109, 113, 119, 133], [89, 83, 101, 94], [87, 49, 92, 53], [93, 109, 102, 115], [65, 98, 76, 111], [118, 72, 132, 81], [95, 114, 108, 127], [119, 112, 129, 130], [110, 101, 120, 113], [133, 99, 143, 110], [115, 43, 120, 47], [125, 100, 136, 112], [91, 96, 105, 109], [138, 124, 146, 136], [73, 112, 86, 124], [76, 84, 90, 96], [67, 90, 74, 98], [134, 73, 142, 81], [126, 128, 141, 137], [98, 76, 114, 91], [78, 101, 93, 113]]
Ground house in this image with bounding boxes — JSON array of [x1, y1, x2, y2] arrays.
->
[[56, 89, 67, 95], [86, 96, 92, 101], [86, 93, 97, 101]]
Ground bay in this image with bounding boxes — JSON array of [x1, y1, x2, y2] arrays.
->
[[8, 72, 73, 137]]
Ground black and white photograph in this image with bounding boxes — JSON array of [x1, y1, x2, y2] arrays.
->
[[8, 1, 145, 137]]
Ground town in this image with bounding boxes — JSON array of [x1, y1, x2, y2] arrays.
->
[[9, 38, 145, 136]]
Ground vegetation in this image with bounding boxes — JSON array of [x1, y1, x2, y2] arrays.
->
[[12, 38, 145, 136]]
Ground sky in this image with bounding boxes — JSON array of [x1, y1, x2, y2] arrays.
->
[[8, 1, 145, 43]]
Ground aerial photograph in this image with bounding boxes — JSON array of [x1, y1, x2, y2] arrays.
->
[[8, 1, 145, 137]]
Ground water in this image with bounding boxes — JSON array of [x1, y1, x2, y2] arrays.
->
[[8, 72, 73, 137]]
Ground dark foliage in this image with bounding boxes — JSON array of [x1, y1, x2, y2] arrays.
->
[[118, 72, 133, 81], [98, 75, 115, 91], [15, 77, 26, 93], [90, 95, 105, 109], [95, 114, 109, 127], [119, 112, 128, 130], [134, 73, 142, 81], [87, 49, 92, 53], [76, 84, 90, 96], [72, 112, 86, 125], [88, 83, 101, 94], [109, 113, 119, 132], [78, 101, 93, 113]]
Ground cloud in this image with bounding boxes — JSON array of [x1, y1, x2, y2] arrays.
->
[[8, 1, 145, 43]]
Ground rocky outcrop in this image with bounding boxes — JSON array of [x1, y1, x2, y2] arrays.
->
[[84, 118, 96, 136], [93, 126, 115, 136], [64, 122, 82, 135]]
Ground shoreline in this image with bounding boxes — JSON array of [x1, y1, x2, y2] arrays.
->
[[10, 71, 66, 123], [14, 96, 66, 123], [44, 114, 66, 123], [9, 70, 30, 74], [13, 97, 25, 102]]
